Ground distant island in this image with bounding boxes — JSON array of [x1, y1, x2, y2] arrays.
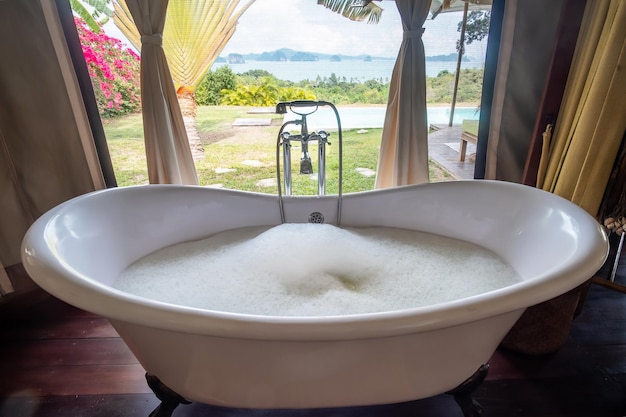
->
[[425, 53, 467, 62], [220, 48, 472, 63], [290, 51, 319, 62], [228, 53, 245, 64], [220, 48, 389, 63], [257, 50, 287, 62]]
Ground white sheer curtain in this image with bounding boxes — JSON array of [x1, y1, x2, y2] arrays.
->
[[124, 0, 198, 185], [375, 0, 431, 188]]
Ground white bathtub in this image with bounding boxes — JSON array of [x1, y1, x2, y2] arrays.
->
[[21, 180, 608, 409]]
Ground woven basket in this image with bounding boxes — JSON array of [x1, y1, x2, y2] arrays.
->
[[500, 282, 590, 355]]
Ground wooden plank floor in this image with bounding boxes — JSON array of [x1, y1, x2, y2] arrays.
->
[[428, 125, 475, 180], [2, 267, 626, 416]]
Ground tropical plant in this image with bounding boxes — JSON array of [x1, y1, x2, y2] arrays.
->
[[316, 0, 383, 24], [426, 68, 484, 103], [112, 0, 256, 158], [70, 0, 113, 32], [457, 10, 491, 54], [74, 17, 141, 118], [111, 0, 383, 157], [277, 86, 317, 102], [220, 77, 316, 106], [221, 84, 277, 107], [195, 66, 237, 105]]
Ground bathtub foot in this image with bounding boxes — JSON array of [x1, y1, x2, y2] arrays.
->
[[146, 373, 191, 417], [446, 364, 489, 417]]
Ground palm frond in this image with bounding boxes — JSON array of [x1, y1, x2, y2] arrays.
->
[[112, 0, 141, 50], [82, 0, 114, 17], [165, 0, 255, 89], [316, 0, 383, 24], [113, 0, 255, 91], [70, 0, 101, 32]]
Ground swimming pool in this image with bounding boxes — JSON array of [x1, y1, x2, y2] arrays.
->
[[282, 106, 481, 130]]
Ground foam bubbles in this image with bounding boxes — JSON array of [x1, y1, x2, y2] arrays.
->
[[114, 224, 521, 316]]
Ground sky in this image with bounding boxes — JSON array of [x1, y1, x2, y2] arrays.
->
[[220, 0, 488, 60], [104, 0, 489, 61]]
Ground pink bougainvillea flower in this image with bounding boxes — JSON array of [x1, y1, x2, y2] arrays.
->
[[74, 17, 141, 118]]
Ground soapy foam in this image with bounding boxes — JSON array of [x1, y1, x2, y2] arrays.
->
[[114, 223, 521, 316]]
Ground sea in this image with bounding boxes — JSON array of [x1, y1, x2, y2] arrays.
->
[[211, 59, 484, 83]]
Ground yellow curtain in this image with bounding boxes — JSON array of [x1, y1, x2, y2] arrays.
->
[[538, 0, 626, 216]]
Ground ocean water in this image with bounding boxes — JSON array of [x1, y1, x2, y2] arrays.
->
[[211, 59, 484, 82]]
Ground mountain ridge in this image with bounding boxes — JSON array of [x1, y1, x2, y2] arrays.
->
[[218, 48, 474, 63]]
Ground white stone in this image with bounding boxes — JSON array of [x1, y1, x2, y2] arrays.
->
[[242, 160, 264, 167], [355, 167, 376, 177], [256, 178, 277, 187]]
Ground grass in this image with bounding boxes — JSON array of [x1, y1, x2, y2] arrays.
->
[[102, 106, 452, 193]]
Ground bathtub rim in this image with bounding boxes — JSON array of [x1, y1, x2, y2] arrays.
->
[[21, 180, 609, 342]]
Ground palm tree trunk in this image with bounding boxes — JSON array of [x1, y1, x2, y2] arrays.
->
[[177, 88, 204, 160]]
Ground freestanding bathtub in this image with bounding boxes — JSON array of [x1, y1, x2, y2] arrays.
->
[[21, 180, 608, 415]]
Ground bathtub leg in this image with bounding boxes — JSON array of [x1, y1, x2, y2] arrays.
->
[[146, 373, 191, 417], [446, 364, 489, 417]]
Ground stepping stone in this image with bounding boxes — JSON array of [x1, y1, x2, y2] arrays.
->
[[355, 167, 376, 177], [214, 167, 236, 173], [242, 160, 264, 167], [256, 178, 277, 187], [247, 107, 276, 114]]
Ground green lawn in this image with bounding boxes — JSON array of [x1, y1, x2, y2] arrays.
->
[[102, 106, 452, 194]]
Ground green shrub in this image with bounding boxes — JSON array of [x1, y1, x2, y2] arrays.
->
[[427, 68, 484, 104], [203, 66, 482, 107], [220, 76, 316, 106], [195, 66, 237, 105]]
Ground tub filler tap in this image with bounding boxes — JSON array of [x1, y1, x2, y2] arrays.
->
[[275, 101, 337, 196], [275, 100, 343, 224]]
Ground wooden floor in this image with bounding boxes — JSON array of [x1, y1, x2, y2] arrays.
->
[[2, 257, 626, 416], [428, 125, 476, 180]]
